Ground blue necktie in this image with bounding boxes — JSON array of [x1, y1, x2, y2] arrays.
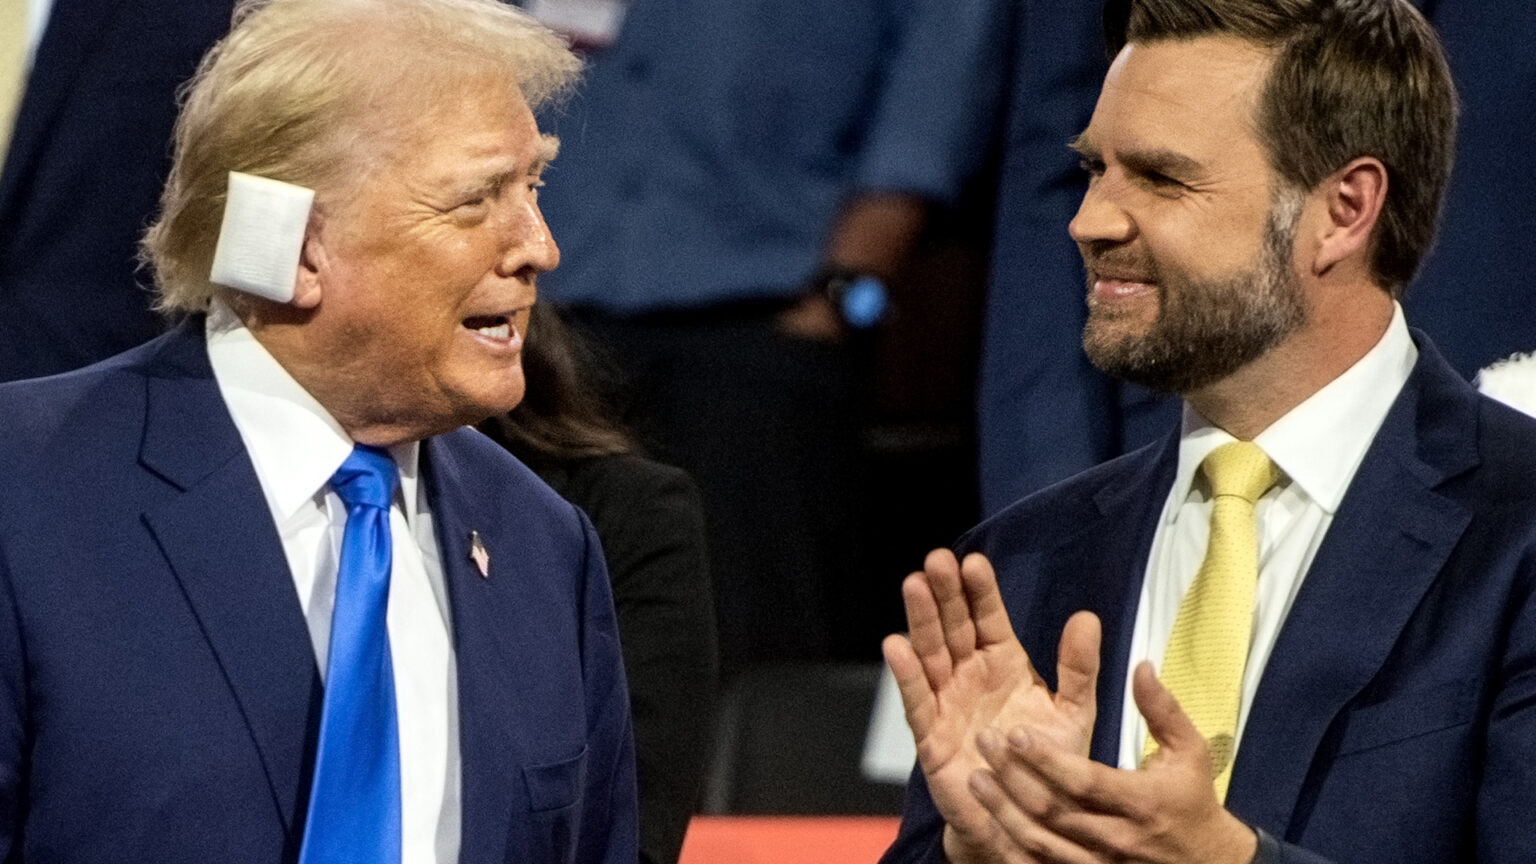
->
[[300, 445, 403, 864]]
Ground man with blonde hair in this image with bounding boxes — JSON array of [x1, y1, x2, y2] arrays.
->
[[0, 0, 636, 861]]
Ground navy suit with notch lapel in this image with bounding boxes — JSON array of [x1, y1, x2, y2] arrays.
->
[[0, 319, 638, 863], [883, 331, 1536, 864], [976, 0, 1536, 512]]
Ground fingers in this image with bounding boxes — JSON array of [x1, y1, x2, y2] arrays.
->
[[972, 726, 1143, 862], [927, 549, 982, 667], [984, 726, 1127, 816], [968, 753, 1104, 864], [901, 569, 954, 692], [957, 552, 1018, 649], [1054, 612, 1101, 729], [889, 549, 998, 740], [1132, 661, 1205, 760], [883, 632, 938, 742], [970, 773, 1096, 864]]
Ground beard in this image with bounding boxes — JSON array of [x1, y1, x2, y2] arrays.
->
[[1081, 193, 1307, 394]]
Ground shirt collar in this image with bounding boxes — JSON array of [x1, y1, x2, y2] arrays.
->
[[205, 299, 423, 524], [1167, 302, 1416, 519]]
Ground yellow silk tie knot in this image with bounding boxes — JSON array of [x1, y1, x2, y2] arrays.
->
[[1144, 440, 1280, 803], [1206, 440, 1282, 507]]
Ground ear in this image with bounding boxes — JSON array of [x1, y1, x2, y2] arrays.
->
[[290, 215, 326, 309], [1312, 156, 1388, 277]]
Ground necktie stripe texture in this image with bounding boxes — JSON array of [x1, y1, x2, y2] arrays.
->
[[1146, 440, 1281, 802]]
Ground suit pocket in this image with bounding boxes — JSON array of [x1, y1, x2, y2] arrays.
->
[[515, 748, 590, 864], [1335, 679, 1477, 757], [522, 747, 588, 812]]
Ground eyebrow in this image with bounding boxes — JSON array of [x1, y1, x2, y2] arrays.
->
[[449, 136, 561, 200], [1121, 147, 1203, 179], [1068, 135, 1203, 178]]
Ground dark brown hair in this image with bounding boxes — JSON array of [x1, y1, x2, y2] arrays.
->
[[481, 303, 634, 466], [1103, 0, 1458, 293]]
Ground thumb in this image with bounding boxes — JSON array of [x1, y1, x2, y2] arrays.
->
[[1054, 611, 1101, 724], [1132, 661, 1208, 766]]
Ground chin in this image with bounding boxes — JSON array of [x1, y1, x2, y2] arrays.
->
[[453, 378, 525, 426]]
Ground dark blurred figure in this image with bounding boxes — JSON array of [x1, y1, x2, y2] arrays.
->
[[529, 0, 1010, 671], [480, 303, 718, 864], [977, 0, 1536, 512], [977, 0, 1174, 512], [0, 0, 237, 381]]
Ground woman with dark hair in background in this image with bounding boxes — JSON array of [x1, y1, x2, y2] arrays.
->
[[480, 303, 719, 864]]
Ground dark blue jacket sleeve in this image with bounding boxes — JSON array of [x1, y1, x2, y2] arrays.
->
[[572, 508, 641, 864], [0, 543, 21, 861], [879, 764, 948, 864]]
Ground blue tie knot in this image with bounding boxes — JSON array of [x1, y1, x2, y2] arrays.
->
[[331, 445, 399, 510]]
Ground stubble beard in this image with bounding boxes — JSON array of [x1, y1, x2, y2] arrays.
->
[[1081, 193, 1308, 394]]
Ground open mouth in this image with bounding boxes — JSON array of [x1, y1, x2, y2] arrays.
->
[[462, 314, 515, 341]]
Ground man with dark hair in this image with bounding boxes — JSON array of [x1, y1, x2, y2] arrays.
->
[[881, 1, 1536, 862], [978, 0, 1536, 512]]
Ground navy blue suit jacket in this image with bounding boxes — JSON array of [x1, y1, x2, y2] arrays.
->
[[0, 0, 235, 382], [978, 1, 1536, 512], [886, 333, 1536, 863], [0, 321, 638, 863]]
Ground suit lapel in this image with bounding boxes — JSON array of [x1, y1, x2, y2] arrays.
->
[[425, 437, 518, 864], [137, 321, 321, 838], [0, 0, 125, 218], [1086, 438, 1176, 764], [1000, 435, 1177, 766], [1226, 335, 1479, 832]]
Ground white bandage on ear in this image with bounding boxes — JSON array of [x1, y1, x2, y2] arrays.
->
[[209, 172, 315, 304]]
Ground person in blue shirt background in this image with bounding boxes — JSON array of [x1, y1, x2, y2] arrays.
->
[[530, 0, 1011, 672]]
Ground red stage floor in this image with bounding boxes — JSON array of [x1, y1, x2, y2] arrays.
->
[[678, 816, 902, 864]]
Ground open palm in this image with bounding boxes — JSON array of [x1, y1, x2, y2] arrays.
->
[[883, 550, 1101, 862]]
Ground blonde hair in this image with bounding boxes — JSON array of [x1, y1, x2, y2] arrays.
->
[[142, 0, 581, 313]]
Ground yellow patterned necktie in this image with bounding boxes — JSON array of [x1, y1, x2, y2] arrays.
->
[[0, 0, 28, 157], [1145, 440, 1280, 801]]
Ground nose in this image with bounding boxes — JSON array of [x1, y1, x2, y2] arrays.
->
[[496, 197, 561, 280], [1068, 174, 1137, 248]]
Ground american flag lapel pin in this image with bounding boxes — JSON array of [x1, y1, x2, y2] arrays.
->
[[468, 530, 490, 579]]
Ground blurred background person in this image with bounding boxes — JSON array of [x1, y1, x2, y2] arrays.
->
[[480, 303, 717, 864], [0, 0, 236, 381], [976, 0, 1167, 511], [522, 0, 1011, 673]]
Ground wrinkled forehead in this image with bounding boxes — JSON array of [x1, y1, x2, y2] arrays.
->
[[325, 67, 540, 195], [1081, 36, 1273, 164]]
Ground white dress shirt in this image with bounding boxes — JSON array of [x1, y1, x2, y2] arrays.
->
[[27, 0, 52, 64], [1117, 304, 1417, 770], [206, 301, 462, 864]]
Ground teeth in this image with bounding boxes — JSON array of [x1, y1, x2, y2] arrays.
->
[[476, 323, 511, 340]]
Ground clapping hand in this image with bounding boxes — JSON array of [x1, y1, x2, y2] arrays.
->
[[881, 550, 1101, 864]]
